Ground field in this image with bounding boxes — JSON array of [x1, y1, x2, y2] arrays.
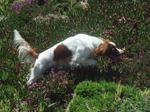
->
[[0, 0, 150, 111]]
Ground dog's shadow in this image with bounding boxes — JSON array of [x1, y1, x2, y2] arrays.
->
[[48, 65, 126, 85], [74, 66, 124, 84]]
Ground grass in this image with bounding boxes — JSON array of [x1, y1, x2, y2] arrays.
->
[[67, 81, 150, 112], [0, 0, 150, 111]]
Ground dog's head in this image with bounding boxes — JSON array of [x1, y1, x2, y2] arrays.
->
[[94, 39, 125, 61]]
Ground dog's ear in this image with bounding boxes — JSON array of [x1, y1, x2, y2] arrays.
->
[[93, 40, 111, 57]]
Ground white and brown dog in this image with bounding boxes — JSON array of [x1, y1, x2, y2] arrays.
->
[[14, 30, 124, 85]]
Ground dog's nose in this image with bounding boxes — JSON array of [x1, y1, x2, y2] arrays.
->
[[116, 48, 125, 54]]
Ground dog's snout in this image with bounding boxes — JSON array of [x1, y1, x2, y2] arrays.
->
[[117, 48, 125, 54]]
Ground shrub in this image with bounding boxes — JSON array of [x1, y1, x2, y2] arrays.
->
[[67, 81, 150, 112]]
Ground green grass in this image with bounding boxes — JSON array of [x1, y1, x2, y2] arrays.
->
[[67, 81, 150, 112], [0, 0, 150, 111]]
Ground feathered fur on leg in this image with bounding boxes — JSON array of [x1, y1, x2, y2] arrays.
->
[[14, 30, 38, 64]]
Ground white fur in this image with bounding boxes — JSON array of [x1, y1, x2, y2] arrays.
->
[[14, 30, 36, 63], [14, 30, 124, 85]]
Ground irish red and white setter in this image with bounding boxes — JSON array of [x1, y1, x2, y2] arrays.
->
[[14, 30, 124, 85]]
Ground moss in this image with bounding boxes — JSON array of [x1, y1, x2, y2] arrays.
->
[[67, 81, 150, 112]]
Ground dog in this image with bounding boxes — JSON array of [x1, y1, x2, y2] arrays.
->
[[14, 30, 124, 85]]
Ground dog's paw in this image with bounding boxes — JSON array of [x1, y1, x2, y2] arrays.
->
[[26, 73, 30, 80], [26, 79, 33, 86], [26, 82, 31, 86]]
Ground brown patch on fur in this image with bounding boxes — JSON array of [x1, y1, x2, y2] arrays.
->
[[94, 40, 110, 56], [54, 44, 72, 61], [93, 40, 120, 59], [28, 48, 38, 59]]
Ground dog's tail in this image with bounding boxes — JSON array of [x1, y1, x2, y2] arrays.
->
[[14, 29, 38, 64]]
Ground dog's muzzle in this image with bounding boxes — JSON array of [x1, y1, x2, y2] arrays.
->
[[116, 48, 125, 54]]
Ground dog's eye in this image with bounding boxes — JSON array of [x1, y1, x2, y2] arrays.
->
[[112, 48, 115, 51]]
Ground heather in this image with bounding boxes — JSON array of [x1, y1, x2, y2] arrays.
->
[[0, 0, 150, 111]]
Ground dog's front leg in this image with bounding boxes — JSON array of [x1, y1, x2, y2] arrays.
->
[[26, 61, 48, 86]]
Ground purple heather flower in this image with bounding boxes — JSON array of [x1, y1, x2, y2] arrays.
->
[[11, 2, 24, 13], [11, 0, 35, 13], [24, 0, 34, 5], [11, 0, 48, 13]]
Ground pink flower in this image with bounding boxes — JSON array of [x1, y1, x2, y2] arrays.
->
[[24, 0, 34, 4], [11, 2, 24, 13]]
